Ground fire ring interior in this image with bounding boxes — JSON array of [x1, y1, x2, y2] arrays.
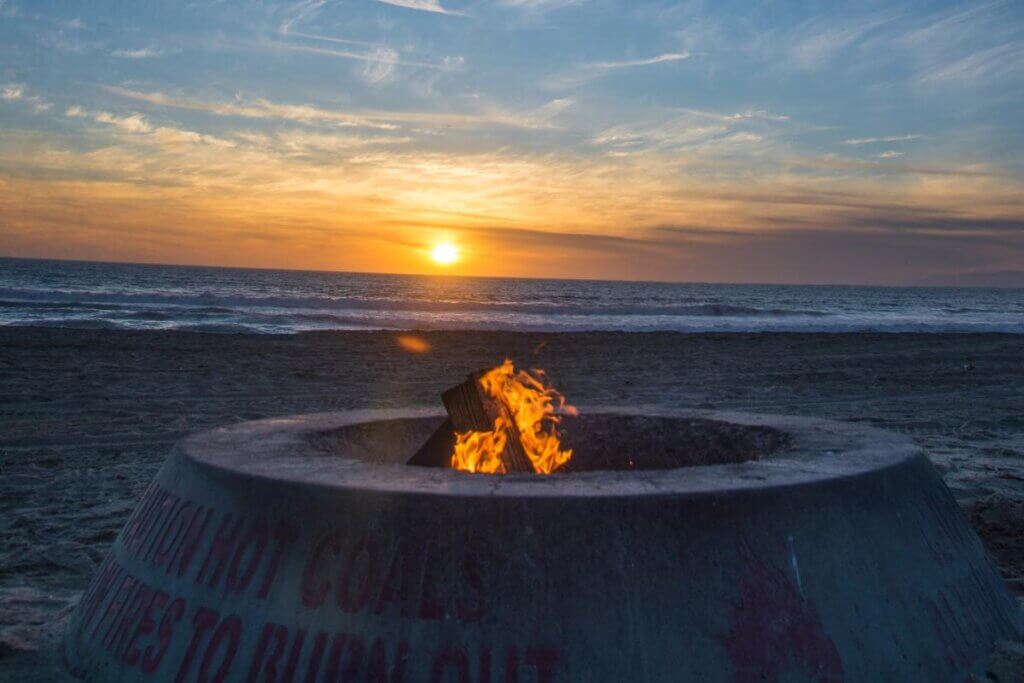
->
[[314, 414, 791, 472]]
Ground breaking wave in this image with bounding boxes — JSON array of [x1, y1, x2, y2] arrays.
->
[[1, 259, 1022, 334]]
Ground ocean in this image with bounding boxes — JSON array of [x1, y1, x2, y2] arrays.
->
[[1, 257, 1022, 334]]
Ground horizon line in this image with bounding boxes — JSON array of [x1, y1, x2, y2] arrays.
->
[[1, 254, 1020, 290]]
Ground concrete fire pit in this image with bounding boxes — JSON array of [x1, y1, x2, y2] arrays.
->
[[65, 408, 1023, 681]]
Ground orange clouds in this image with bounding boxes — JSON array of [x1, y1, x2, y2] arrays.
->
[[0, 114, 1021, 283]]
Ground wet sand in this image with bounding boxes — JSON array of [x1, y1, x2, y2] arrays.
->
[[2, 327, 1023, 679]]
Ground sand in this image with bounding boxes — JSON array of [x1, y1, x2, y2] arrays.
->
[[2, 327, 1023, 679]]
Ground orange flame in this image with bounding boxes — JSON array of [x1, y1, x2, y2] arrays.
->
[[451, 359, 576, 475]]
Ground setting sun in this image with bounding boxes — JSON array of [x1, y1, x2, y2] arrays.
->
[[430, 243, 460, 266]]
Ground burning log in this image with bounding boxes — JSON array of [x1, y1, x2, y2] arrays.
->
[[409, 359, 575, 475], [408, 371, 533, 473], [442, 371, 534, 473]]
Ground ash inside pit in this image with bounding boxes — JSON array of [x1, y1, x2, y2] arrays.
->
[[310, 414, 791, 473]]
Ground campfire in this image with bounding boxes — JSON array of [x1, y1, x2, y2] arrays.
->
[[410, 359, 577, 474]]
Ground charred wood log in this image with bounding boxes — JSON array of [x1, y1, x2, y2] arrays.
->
[[407, 371, 533, 473], [442, 371, 533, 473]]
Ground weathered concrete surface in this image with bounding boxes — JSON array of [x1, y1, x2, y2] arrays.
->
[[64, 409, 1023, 682]]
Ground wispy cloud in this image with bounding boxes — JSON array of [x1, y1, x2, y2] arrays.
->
[[492, 0, 582, 25], [1, 84, 24, 101], [844, 134, 922, 145], [592, 107, 784, 156], [283, 31, 380, 48], [878, 150, 904, 159], [530, 97, 573, 121], [271, 39, 449, 71], [547, 52, 689, 88], [112, 46, 164, 59], [360, 47, 401, 84], [103, 86, 567, 131], [75, 107, 236, 147], [1, 84, 51, 112], [722, 110, 790, 122], [94, 111, 153, 134], [916, 41, 1024, 86], [103, 86, 386, 128], [279, 0, 326, 34], [898, 1, 1024, 88], [237, 129, 414, 155], [901, 1, 998, 48], [499, 0, 580, 8], [792, 153, 1001, 178], [589, 52, 689, 70], [680, 108, 791, 123], [788, 12, 897, 70], [593, 121, 724, 152], [375, 0, 463, 16], [277, 30, 460, 83]]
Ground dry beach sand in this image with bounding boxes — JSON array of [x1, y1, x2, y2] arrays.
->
[[2, 327, 1024, 679]]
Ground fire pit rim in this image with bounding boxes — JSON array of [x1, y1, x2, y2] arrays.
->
[[174, 407, 920, 499]]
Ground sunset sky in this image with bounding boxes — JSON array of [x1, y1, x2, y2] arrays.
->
[[1, 0, 1022, 284]]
